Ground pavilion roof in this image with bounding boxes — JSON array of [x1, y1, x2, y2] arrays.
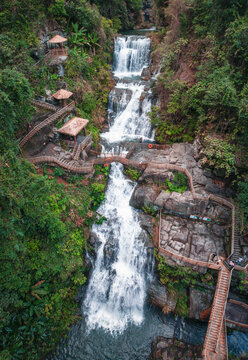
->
[[48, 35, 67, 44], [57, 117, 89, 137], [52, 89, 73, 100]]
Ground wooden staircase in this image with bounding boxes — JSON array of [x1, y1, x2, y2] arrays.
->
[[202, 265, 232, 360], [230, 209, 241, 263], [19, 101, 75, 148], [31, 99, 57, 112]]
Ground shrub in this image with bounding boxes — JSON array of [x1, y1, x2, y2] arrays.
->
[[124, 166, 140, 181], [201, 136, 237, 177], [237, 180, 248, 221], [165, 172, 188, 193]]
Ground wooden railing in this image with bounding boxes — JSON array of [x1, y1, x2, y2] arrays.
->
[[202, 266, 232, 360], [19, 101, 75, 148], [31, 99, 57, 112], [73, 134, 93, 161], [28, 155, 93, 174], [25, 151, 247, 360], [46, 48, 68, 57]]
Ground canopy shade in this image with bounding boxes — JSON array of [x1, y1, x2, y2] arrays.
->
[[48, 35, 67, 44], [58, 117, 89, 137], [52, 89, 73, 100]]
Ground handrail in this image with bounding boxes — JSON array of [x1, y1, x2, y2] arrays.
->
[[31, 99, 57, 112], [19, 101, 75, 148], [25, 152, 246, 360]]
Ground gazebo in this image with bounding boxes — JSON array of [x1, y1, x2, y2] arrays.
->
[[48, 35, 68, 57], [52, 89, 73, 107], [57, 116, 89, 146]]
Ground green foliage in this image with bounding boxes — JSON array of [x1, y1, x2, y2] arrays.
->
[[66, 51, 90, 78], [94, 164, 110, 178], [90, 182, 106, 210], [0, 68, 34, 152], [48, 0, 67, 20], [201, 136, 237, 177], [124, 166, 140, 181], [142, 204, 157, 216], [237, 180, 248, 221], [237, 271, 248, 293], [156, 253, 215, 289], [175, 294, 189, 318], [91, 0, 142, 29], [155, 254, 215, 318], [0, 153, 94, 359], [152, 0, 248, 154], [165, 172, 188, 193], [157, 255, 199, 290]]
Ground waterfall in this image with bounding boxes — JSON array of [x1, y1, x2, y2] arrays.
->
[[84, 164, 146, 332], [102, 36, 154, 145], [113, 36, 150, 78], [83, 35, 154, 333]]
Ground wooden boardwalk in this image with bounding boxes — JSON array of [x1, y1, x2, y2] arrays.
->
[[25, 148, 248, 360], [19, 101, 75, 148], [202, 266, 232, 360]]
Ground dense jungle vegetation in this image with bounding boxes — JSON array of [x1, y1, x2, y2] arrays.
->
[[0, 0, 248, 359], [0, 0, 142, 359], [151, 0, 248, 221]]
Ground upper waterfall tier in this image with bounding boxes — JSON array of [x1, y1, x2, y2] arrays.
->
[[113, 36, 150, 78]]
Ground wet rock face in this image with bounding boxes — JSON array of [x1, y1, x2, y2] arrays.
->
[[160, 216, 228, 263], [131, 185, 231, 224], [130, 140, 233, 198], [103, 234, 119, 269], [149, 336, 202, 360], [189, 288, 214, 320], [141, 67, 150, 81], [89, 232, 102, 253], [129, 185, 158, 209], [108, 87, 132, 122], [148, 281, 177, 311]]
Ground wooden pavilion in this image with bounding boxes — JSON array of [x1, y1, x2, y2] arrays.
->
[[47, 35, 68, 57], [52, 89, 73, 107], [58, 116, 89, 144], [57, 116, 91, 160]]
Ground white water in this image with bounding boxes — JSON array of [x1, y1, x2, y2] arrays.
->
[[102, 82, 154, 143], [83, 36, 153, 333], [113, 36, 150, 78], [83, 164, 147, 332]]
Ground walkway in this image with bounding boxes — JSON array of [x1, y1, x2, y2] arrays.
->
[[19, 101, 75, 148], [202, 266, 231, 360], [25, 147, 247, 360]]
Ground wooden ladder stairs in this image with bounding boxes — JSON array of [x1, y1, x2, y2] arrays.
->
[[20, 101, 75, 148], [202, 265, 232, 360]]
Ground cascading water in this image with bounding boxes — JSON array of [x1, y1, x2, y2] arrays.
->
[[113, 36, 150, 78], [51, 33, 248, 360], [102, 36, 154, 146], [84, 36, 153, 333], [84, 163, 146, 332]]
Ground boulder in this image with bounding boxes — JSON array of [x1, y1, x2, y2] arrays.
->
[[148, 281, 176, 311], [149, 336, 202, 360], [141, 67, 150, 81], [103, 235, 119, 269], [89, 232, 102, 253], [129, 185, 158, 209], [189, 287, 214, 320]]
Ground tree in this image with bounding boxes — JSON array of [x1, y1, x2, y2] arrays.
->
[[0, 68, 34, 152]]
